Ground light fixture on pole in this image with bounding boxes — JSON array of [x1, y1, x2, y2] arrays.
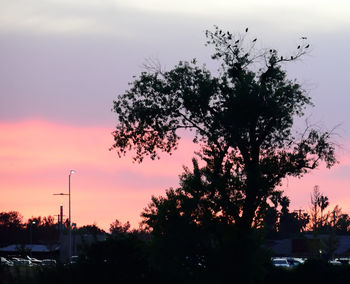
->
[[52, 193, 68, 226]]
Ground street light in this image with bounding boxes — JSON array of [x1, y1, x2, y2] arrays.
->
[[68, 170, 75, 259]]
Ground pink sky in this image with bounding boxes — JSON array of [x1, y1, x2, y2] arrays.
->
[[0, 120, 198, 230], [1, 120, 349, 231], [1, 1, 350, 231]]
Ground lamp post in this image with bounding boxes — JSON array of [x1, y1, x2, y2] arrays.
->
[[68, 170, 75, 259]]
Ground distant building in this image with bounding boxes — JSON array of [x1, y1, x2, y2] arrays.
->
[[266, 235, 350, 258], [0, 244, 59, 259]]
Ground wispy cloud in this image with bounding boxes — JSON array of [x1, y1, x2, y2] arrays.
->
[[1, 0, 349, 36]]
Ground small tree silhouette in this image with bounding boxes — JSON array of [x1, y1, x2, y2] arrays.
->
[[318, 195, 329, 228]]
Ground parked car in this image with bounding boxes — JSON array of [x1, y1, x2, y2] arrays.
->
[[26, 256, 42, 266], [0, 257, 14, 266], [41, 259, 56, 266], [286, 257, 304, 267], [329, 259, 342, 265], [12, 258, 32, 266], [336, 258, 350, 264], [272, 258, 290, 267], [69, 255, 79, 264]]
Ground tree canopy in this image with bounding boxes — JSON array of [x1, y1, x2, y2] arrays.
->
[[112, 27, 336, 232]]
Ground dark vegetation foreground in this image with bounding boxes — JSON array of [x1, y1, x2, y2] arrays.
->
[[1, 237, 350, 284]]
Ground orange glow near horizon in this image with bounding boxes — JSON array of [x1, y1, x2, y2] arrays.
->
[[1, 120, 349, 231]]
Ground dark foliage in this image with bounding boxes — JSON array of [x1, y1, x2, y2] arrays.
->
[[0, 212, 60, 247], [112, 26, 336, 231], [265, 259, 350, 284], [76, 224, 106, 235], [109, 219, 130, 235], [0, 212, 24, 245], [110, 26, 337, 282]]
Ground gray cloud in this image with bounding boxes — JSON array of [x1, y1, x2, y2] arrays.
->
[[0, 1, 349, 140], [1, 1, 350, 36]]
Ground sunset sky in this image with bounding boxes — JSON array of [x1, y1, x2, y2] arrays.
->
[[1, 0, 350, 231]]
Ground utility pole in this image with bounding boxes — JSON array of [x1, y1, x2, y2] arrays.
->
[[68, 170, 75, 260], [53, 170, 76, 261]]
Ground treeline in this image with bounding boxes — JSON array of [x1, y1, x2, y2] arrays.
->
[[0, 212, 109, 247], [2, 220, 350, 284], [264, 186, 350, 239], [1, 184, 349, 250], [0, 212, 59, 246]]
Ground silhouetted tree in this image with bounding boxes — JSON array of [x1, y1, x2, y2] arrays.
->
[[0, 211, 24, 245], [263, 204, 279, 238], [112, 26, 337, 282], [142, 161, 213, 281], [0, 212, 61, 247], [76, 224, 105, 235], [317, 205, 349, 234], [309, 187, 339, 233], [259, 191, 284, 238], [278, 196, 309, 237], [142, 159, 273, 283], [310, 185, 322, 231], [112, 26, 336, 233], [334, 213, 350, 234], [27, 215, 59, 244], [109, 219, 130, 235], [0, 211, 23, 228], [318, 195, 329, 228]]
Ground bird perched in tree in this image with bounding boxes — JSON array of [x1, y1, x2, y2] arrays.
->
[[253, 38, 257, 42], [305, 44, 310, 48], [281, 56, 283, 60], [245, 27, 248, 32], [297, 45, 300, 49]]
